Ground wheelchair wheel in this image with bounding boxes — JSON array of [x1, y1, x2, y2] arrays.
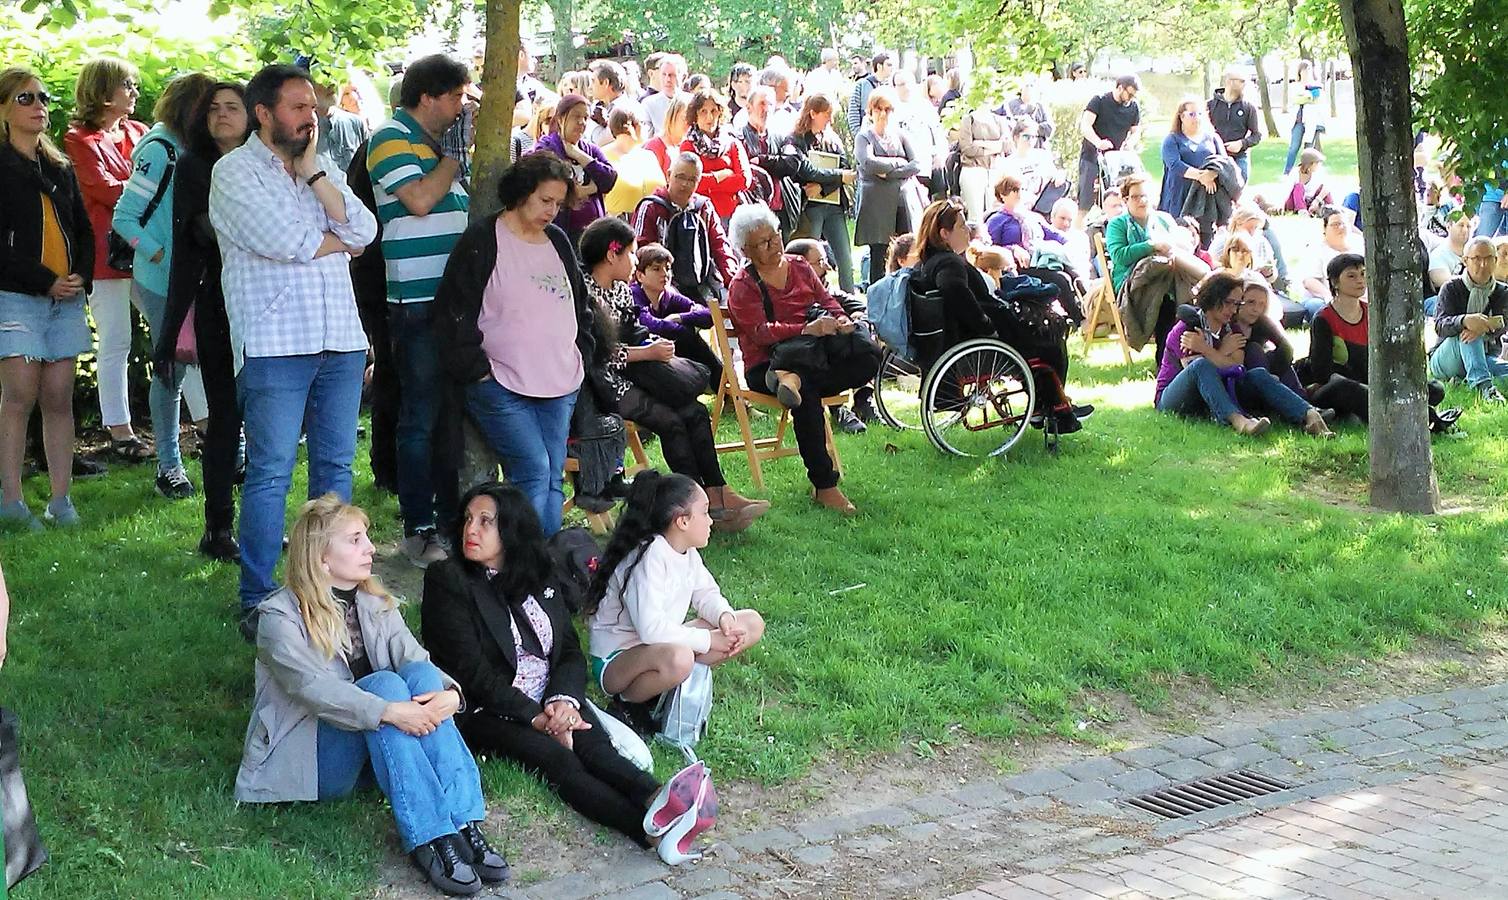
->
[[920, 338, 1036, 458], [872, 348, 925, 430]]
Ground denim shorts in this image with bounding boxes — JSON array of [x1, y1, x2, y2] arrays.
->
[[0, 290, 91, 362]]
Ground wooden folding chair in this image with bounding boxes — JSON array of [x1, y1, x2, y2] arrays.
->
[[561, 422, 652, 534], [1081, 233, 1135, 365], [705, 300, 847, 492]]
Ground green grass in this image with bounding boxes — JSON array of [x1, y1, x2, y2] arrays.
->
[[5, 335, 1507, 897], [1139, 134, 1359, 199]]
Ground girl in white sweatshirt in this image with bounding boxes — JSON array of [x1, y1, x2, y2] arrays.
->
[[586, 472, 765, 709]]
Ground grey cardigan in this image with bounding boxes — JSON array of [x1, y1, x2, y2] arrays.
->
[[853, 127, 921, 246], [234, 586, 462, 803]]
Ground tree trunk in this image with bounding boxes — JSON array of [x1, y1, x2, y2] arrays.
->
[[1280, 58, 1290, 112], [1250, 50, 1281, 137], [1326, 58, 1339, 118], [473, 0, 521, 222], [1336, 0, 1438, 513], [548, 0, 576, 77], [1200, 58, 1211, 101]]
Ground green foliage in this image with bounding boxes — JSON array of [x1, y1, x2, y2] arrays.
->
[[1407, 0, 1508, 203], [588, 0, 847, 74]]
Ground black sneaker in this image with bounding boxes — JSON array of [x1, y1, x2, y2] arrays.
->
[[1480, 384, 1506, 404], [608, 696, 660, 737], [852, 395, 879, 424], [155, 467, 197, 500], [1071, 403, 1095, 420], [1431, 406, 1463, 434], [238, 608, 261, 644], [830, 405, 867, 434], [74, 455, 108, 478], [199, 529, 241, 563], [456, 823, 510, 884], [409, 835, 480, 896], [1051, 410, 1084, 434]]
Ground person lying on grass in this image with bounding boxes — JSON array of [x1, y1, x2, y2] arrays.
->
[[585, 471, 765, 737], [1153, 270, 1334, 438], [421, 480, 716, 865], [236, 495, 507, 898]]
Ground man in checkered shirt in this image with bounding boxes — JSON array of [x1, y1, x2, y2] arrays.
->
[[210, 64, 378, 638]]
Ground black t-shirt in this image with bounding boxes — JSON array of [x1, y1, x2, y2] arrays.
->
[[1080, 91, 1140, 159]]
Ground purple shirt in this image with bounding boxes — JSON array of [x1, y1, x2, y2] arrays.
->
[[1153, 319, 1232, 405], [533, 134, 618, 237], [630, 281, 712, 337]]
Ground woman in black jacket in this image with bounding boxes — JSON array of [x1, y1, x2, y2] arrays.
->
[[422, 481, 692, 862], [433, 153, 601, 536], [909, 198, 1085, 433], [0, 67, 94, 530], [156, 81, 251, 561], [781, 94, 858, 292]]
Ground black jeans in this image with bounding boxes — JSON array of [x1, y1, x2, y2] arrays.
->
[[459, 704, 660, 845], [194, 302, 241, 534], [389, 302, 456, 535], [620, 386, 725, 487], [981, 301, 1071, 412], [1309, 376, 1445, 421], [748, 356, 874, 489], [354, 264, 398, 490]]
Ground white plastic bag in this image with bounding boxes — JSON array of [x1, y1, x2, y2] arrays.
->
[[586, 698, 653, 772]]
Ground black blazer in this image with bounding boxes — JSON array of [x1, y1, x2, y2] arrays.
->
[[420, 558, 588, 726], [157, 151, 227, 366], [0, 143, 94, 296]]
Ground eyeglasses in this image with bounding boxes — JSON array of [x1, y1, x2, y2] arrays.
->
[[1464, 255, 1496, 263], [13, 91, 51, 107], [754, 233, 780, 251], [1181, 110, 1201, 118], [122, 80, 140, 92]]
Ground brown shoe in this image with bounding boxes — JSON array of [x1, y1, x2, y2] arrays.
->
[[812, 486, 857, 515], [768, 370, 803, 408]]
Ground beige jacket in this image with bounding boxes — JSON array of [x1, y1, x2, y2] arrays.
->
[[234, 587, 461, 803], [958, 110, 1007, 168]]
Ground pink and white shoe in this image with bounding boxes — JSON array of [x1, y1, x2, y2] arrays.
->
[[655, 774, 718, 866], [643, 761, 707, 838]]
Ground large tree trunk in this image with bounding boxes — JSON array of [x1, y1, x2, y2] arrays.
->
[[1250, 50, 1281, 137], [473, 1, 519, 222], [548, 0, 577, 77], [1337, 0, 1437, 513]]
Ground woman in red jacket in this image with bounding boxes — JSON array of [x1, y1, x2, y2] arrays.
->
[[679, 89, 748, 225], [63, 57, 152, 462]]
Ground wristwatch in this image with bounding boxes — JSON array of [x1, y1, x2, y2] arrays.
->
[[306, 170, 327, 187]]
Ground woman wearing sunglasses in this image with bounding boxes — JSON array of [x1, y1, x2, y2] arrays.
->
[[0, 69, 94, 529]]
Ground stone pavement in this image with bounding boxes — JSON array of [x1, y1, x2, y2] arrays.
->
[[955, 761, 1508, 899], [462, 681, 1508, 899]]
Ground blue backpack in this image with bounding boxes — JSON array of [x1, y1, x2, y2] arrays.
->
[[866, 267, 914, 361]]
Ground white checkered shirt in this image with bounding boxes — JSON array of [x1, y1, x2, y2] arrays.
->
[[209, 134, 378, 371]]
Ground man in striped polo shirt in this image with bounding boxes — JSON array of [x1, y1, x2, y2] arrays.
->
[[367, 54, 471, 567]]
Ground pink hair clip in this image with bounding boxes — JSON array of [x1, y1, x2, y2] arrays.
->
[[609, 240, 625, 254]]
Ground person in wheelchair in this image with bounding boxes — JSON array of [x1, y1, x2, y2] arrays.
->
[[909, 198, 1090, 434]]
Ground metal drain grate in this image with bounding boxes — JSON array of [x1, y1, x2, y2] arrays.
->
[[1125, 770, 1294, 819]]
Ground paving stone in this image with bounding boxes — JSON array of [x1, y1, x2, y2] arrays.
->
[[1459, 720, 1508, 739], [1464, 732, 1508, 752], [1000, 795, 1054, 815], [1406, 692, 1453, 711], [1404, 726, 1468, 748], [1162, 735, 1222, 757], [1293, 751, 1352, 771], [1440, 686, 1501, 706], [1082, 835, 1144, 855], [1318, 709, 1372, 729], [688, 893, 743, 900], [1407, 710, 1456, 729], [1204, 725, 1269, 748], [1200, 743, 1277, 770], [793, 805, 918, 842], [1250, 757, 1305, 780], [1362, 718, 1425, 739], [1318, 726, 1373, 748], [1114, 745, 1179, 768], [948, 782, 1017, 810], [1272, 735, 1319, 758], [705, 843, 741, 865], [1349, 737, 1418, 760], [602, 883, 680, 900], [1448, 702, 1503, 722], [1002, 768, 1078, 796], [906, 792, 963, 819], [520, 875, 599, 900], [897, 822, 940, 841], [1355, 698, 1422, 722], [842, 834, 893, 854], [1059, 755, 1128, 782], [791, 845, 835, 866], [1261, 714, 1333, 738], [1016, 853, 1070, 872], [671, 868, 734, 894], [1047, 780, 1120, 806], [1109, 768, 1172, 795], [1155, 758, 1217, 782], [729, 828, 802, 854]]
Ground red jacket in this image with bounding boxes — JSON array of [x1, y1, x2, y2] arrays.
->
[[64, 120, 148, 281], [679, 135, 750, 220], [726, 256, 843, 370]]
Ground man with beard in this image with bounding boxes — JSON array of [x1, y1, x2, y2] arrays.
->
[[209, 64, 378, 639], [1207, 69, 1262, 185]]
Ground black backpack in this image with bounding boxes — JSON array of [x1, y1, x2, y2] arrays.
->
[[546, 526, 602, 614], [639, 194, 713, 296]]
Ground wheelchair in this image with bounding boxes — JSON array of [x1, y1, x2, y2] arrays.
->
[[871, 289, 1075, 458]]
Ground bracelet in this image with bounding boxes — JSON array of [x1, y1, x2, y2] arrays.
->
[[306, 170, 327, 187]]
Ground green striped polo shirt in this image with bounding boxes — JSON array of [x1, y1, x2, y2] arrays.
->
[[367, 108, 470, 304]]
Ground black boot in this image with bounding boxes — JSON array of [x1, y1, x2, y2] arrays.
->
[[199, 529, 241, 563], [409, 835, 480, 896], [456, 823, 510, 884]]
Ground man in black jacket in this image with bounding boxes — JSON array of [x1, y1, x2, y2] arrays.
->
[[1207, 69, 1263, 185]]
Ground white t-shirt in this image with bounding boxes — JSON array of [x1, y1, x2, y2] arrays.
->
[[1306, 237, 1364, 297], [589, 535, 735, 658], [1427, 242, 1463, 279]]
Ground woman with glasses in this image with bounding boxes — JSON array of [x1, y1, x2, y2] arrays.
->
[[1154, 271, 1332, 437], [1159, 98, 1224, 219], [64, 57, 154, 464], [678, 89, 749, 225], [854, 87, 921, 286], [0, 69, 94, 529]]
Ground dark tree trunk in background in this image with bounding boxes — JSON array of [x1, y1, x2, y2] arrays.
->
[[1250, 51, 1280, 137], [473, 0, 521, 221], [1337, 0, 1438, 513], [547, 0, 578, 77]]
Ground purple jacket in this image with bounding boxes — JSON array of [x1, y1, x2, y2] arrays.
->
[[630, 281, 712, 337], [535, 133, 617, 237]]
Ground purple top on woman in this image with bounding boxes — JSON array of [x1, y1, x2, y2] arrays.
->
[[985, 208, 1065, 252], [534, 134, 618, 237], [630, 281, 712, 337], [1152, 319, 1232, 405]]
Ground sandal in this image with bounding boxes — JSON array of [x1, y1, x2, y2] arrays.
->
[[110, 436, 154, 462]]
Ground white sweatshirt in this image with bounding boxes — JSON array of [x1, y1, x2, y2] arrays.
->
[[589, 535, 735, 657]]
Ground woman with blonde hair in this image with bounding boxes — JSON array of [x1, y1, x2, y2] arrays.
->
[[643, 91, 693, 177], [64, 57, 153, 462], [236, 495, 508, 896], [0, 68, 94, 529]]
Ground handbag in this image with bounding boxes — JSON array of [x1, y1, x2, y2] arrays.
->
[[106, 137, 176, 273], [625, 356, 711, 406], [752, 267, 883, 377], [586, 698, 653, 772], [653, 662, 713, 762], [0, 708, 48, 889], [174, 303, 199, 365]]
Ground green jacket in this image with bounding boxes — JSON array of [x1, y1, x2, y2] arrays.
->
[[1105, 211, 1177, 292]]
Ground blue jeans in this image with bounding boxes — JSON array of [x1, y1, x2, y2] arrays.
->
[[1235, 368, 1318, 423], [1424, 294, 1439, 318], [1429, 336, 1508, 388], [465, 378, 577, 535], [1284, 121, 1305, 175], [1233, 153, 1250, 186], [1158, 359, 1313, 424], [1299, 295, 1329, 323], [133, 283, 187, 473], [389, 303, 451, 535], [316, 661, 486, 852], [1262, 224, 1289, 284], [800, 203, 856, 294], [237, 350, 365, 610], [1475, 198, 1507, 238]]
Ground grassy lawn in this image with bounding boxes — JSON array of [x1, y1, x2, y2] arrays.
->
[[5, 332, 1508, 897], [1139, 134, 1359, 201]]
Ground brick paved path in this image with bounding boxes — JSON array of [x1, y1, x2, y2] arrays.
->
[[955, 761, 1508, 899]]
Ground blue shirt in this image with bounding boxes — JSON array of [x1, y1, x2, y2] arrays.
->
[[1159, 132, 1222, 217]]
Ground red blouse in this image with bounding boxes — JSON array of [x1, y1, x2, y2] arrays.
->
[[64, 120, 149, 281]]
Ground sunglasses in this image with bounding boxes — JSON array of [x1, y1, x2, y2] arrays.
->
[[13, 91, 52, 107]]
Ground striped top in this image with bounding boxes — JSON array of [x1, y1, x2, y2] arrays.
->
[[367, 109, 470, 304]]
